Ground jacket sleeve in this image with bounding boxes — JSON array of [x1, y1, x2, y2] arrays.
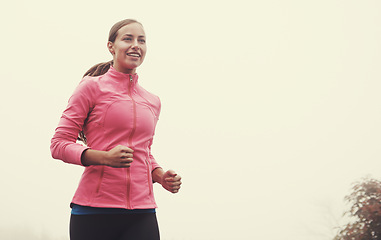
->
[[149, 97, 161, 171], [50, 77, 97, 166]]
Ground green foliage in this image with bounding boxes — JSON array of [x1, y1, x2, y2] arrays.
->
[[334, 177, 381, 240]]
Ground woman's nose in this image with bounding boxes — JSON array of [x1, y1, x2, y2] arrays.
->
[[131, 40, 140, 50]]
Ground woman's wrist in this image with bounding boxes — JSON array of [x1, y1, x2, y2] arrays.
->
[[152, 167, 164, 184], [81, 149, 108, 166]]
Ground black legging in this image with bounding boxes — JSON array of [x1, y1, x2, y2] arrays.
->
[[70, 213, 160, 240]]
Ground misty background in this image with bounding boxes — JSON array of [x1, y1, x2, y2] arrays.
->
[[1, 0, 380, 239]]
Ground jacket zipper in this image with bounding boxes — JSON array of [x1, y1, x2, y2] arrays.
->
[[126, 75, 137, 209]]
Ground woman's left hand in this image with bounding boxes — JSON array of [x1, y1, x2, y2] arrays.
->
[[161, 170, 182, 193]]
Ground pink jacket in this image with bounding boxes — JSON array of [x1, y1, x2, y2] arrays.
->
[[50, 66, 161, 209]]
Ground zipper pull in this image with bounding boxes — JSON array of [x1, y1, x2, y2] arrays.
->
[[130, 75, 133, 82]]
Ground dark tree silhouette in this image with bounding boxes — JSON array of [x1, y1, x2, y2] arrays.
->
[[334, 177, 381, 240]]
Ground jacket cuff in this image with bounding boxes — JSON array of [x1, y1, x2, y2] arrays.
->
[[65, 145, 90, 166]]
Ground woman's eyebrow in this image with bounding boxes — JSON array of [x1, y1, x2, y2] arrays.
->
[[123, 34, 145, 38]]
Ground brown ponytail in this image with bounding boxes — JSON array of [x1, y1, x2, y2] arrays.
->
[[78, 19, 142, 144], [83, 61, 113, 77]]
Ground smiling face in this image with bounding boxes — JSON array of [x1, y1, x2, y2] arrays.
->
[[107, 22, 147, 74]]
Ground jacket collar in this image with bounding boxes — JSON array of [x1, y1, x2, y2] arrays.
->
[[106, 65, 139, 84]]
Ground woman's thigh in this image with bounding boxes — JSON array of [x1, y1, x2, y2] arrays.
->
[[70, 214, 121, 240], [70, 213, 160, 240], [119, 213, 160, 240]]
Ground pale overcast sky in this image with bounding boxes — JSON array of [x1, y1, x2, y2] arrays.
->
[[1, 0, 381, 239]]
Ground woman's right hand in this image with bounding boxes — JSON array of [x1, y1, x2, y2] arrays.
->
[[104, 145, 134, 168], [81, 145, 134, 168]]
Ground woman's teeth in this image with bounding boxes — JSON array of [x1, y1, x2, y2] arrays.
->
[[127, 53, 140, 57]]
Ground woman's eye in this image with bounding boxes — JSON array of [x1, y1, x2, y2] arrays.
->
[[123, 37, 132, 41], [139, 39, 146, 43]]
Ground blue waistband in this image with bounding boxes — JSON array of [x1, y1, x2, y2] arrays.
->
[[71, 204, 156, 215]]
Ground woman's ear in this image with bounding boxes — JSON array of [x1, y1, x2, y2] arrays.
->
[[107, 41, 115, 55]]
